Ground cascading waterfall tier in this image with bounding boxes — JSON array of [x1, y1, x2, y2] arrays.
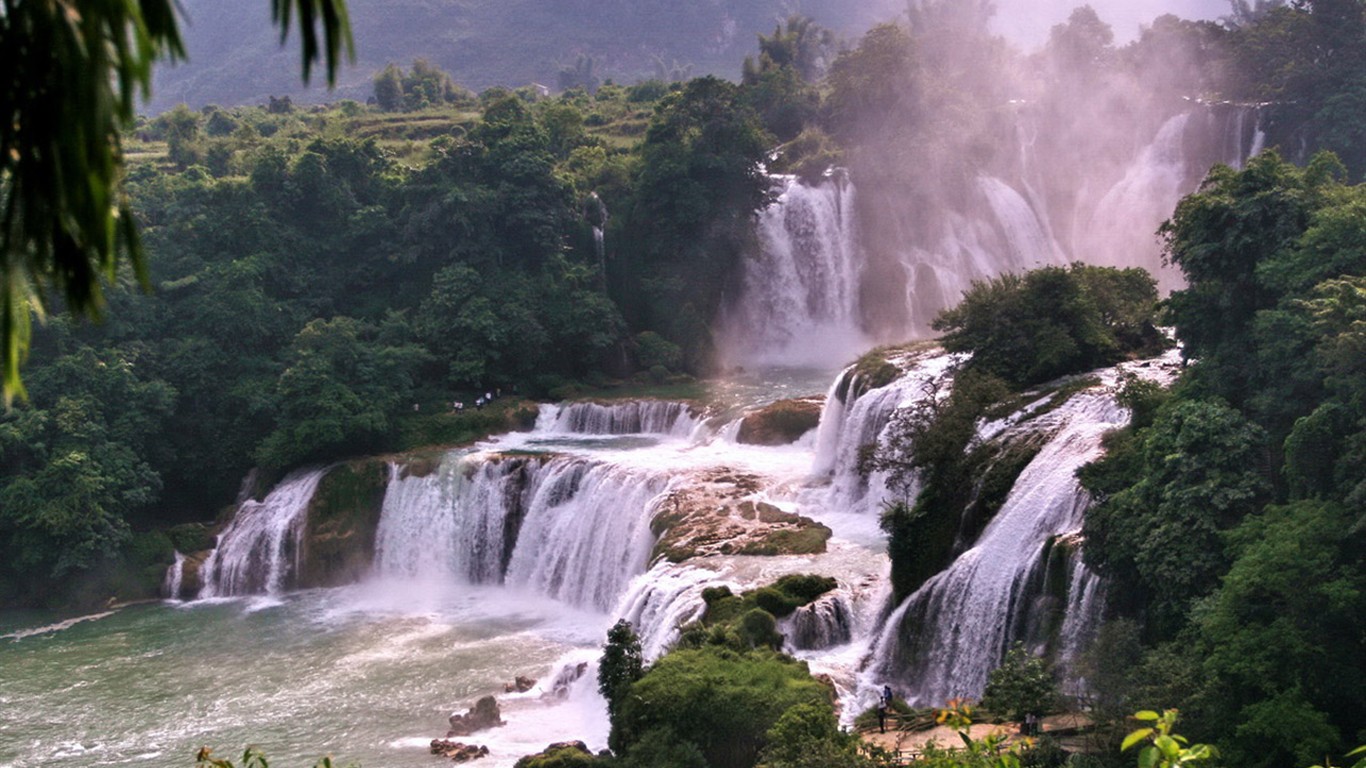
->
[[198, 468, 327, 597], [809, 349, 958, 516], [864, 376, 1146, 705], [163, 551, 186, 600], [375, 452, 670, 612], [534, 400, 703, 437], [720, 171, 868, 368]]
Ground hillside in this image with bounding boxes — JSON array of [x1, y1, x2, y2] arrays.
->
[[146, 0, 898, 113]]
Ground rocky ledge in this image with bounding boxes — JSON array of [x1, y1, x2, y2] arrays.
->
[[431, 740, 489, 763], [651, 470, 831, 562]]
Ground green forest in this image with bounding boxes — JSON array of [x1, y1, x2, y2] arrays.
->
[[1, 2, 1365, 768]]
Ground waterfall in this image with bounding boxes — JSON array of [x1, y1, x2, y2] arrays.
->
[[534, 400, 703, 437], [374, 458, 534, 584], [198, 468, 326, 598], [809, 351, 957, 515], [782, 591, 855, 651], [614, 564, 721, 660], [1077, 113, 1191, 288], [163, 551, 186, 600], [976, 176, 1065, 273], [720, 172, 868, 367], [866, 388, 1129, 705], [374, 452, 670, 612]]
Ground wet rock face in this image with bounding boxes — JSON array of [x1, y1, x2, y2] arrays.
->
[[296, 460, 389, 589], [651, 469, 832, 562], [447, 695, 505, 737], [736, 397, 823, 446]]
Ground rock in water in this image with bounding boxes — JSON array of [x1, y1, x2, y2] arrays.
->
[[504, 675, 536, 693], [431, 739, 490, 762], [447, 695, 505, 737]]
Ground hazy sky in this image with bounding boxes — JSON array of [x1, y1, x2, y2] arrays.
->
[[988, 0, 1232, 47]]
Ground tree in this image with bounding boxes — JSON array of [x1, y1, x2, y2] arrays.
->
[[256, 316, 426, 469], [1191, 501, 1365, 768], [981, 643, 1060, 722], [1083, 399, 1269, 638], [932, 264, 1162, 389], [0, 0, 354, 402], [373, 64, 404, 111], [610, 646, 830, 768], [598, 619, 644, 723]]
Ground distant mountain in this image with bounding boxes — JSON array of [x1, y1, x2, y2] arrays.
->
[[145, 0, 900, 114]]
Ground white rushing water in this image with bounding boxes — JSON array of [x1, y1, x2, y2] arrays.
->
[[862, 352, 1183, 705], [198, 468, 327, 597], [720, 172, 869, 368], [533, 400, 703, 438], [4, 349, 1191, 767]]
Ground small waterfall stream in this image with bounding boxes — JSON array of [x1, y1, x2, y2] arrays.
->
[[198, 468, 327, 598]]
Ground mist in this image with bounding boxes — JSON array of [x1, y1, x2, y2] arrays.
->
[[989, 0, 1229, 46]]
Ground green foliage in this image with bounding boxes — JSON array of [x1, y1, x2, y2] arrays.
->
[[599, 619, 644, 725], [1121, 710, 1216, 768], [0, 0, 352, 402], [1080, 152, 1366, 767], [611, 646, 830, 768], [1188, 501, 1365, 768], [515, 744, 605, 768], [373, 59, 471, 111], [1225, 1, 1366, 178], [980, 643, 1060, 722], [257, 317, 427, 469], [758, 701, 879, 768], [933, 264, 1162, 389], [622, 76, 771, 369], [823, 24, 918, 143], [0, 345, 175, 602], [1082, 399, 1268, 637]]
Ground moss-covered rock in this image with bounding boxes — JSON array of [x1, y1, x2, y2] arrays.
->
[[651, 470, 831, 562], [735, 397, 822, 446], [297, 459, 389, 588]]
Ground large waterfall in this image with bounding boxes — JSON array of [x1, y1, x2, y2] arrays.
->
[[860, 354, 1180, 705], [723, 105, 1261, 354]]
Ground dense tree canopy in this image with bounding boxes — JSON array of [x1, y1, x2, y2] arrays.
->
[[0, 0, 353, 402]]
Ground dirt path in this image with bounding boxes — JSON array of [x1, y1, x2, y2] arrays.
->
[[859, 712, 1095, 758]]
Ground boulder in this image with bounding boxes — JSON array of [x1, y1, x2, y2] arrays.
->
[[735, 398, 823, 446], [431, 739, 490, 763], [505, 675, 537, 693], [447, 695, 505, 737]]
